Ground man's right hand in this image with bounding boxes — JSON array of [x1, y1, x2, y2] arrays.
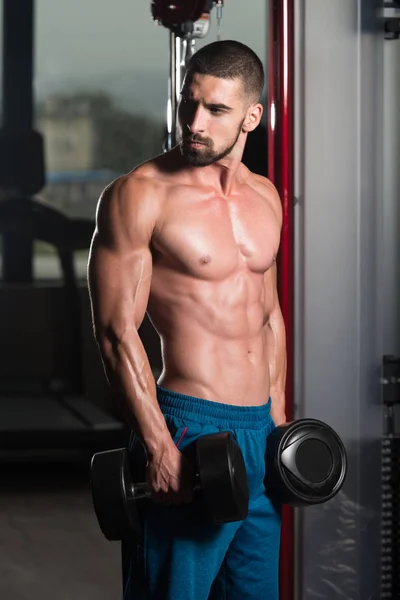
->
[[146, 442, 195, 505]]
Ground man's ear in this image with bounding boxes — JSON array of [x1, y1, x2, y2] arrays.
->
[[242, 103, 263, 133]]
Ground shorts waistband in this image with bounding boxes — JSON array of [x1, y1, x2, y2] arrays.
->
[[156, 385, 272, 430]]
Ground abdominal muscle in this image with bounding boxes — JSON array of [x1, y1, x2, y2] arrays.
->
[[149, 292, 271, 407]]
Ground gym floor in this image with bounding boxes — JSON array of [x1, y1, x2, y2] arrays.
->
[[0, 463, 121, 600]]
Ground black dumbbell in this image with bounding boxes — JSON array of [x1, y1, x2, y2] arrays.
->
[[91, 431, 249, 541], [265, 419, 347, 506]]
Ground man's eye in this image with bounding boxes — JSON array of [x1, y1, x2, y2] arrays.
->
[[210, 108, 222, 114]]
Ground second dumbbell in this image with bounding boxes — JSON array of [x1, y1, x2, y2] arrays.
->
[[91, 431, 249, 541]]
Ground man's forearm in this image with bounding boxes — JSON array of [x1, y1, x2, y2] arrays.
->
[[98, 330, 172, 457], [269, 388, 286, 426], [266, 313, 287, 426]]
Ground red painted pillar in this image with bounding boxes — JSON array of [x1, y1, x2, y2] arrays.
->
[[267, 1, 295, 599]]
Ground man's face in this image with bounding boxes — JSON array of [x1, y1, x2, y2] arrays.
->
[[177, 73, 248, 167]]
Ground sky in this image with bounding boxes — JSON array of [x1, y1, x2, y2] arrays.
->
[[33, 0, 268, 117]]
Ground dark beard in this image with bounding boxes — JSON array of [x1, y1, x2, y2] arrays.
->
[[180, 120, 244, 167]]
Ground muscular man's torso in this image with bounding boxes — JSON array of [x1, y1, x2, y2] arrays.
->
[[137, 152, 281, 406]]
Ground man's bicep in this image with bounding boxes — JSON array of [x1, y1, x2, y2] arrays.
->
[[88, 176, 157, 340], [88, 236, 123, 341], [88, 231, 152, 345]]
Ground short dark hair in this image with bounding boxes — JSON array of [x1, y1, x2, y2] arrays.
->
[[186, 40, 265, 103]]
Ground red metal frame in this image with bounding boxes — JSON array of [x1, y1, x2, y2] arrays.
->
[[268, 1, 295, 599]]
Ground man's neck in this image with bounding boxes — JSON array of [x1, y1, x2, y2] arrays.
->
[[179, 140, 248, 196]]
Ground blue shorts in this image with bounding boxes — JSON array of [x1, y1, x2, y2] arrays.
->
[[121, 385, 281, 600]]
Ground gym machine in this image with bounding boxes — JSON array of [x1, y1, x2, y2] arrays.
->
[[151, 0, 224, 150], [380, 355, 400, 598], [384, 1, 400, 40]]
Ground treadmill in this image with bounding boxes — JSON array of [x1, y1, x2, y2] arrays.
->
[[0, 197, 130, 464], [0, 386, 129, 464]]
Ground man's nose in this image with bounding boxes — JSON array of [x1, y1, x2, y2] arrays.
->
[[187, 107, 206, 134]]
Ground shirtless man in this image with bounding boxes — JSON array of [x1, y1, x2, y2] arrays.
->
[[88, 40, 286, 600]]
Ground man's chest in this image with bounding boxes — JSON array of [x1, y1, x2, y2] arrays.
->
[[152, 192, 281, 279]]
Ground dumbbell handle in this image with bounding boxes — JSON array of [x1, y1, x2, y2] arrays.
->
[[131, 475, 201, 501]]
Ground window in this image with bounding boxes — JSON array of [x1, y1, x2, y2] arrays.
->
[[33, 0, 267, 280]]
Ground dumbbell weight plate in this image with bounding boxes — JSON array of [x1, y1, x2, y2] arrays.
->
[[196, 431, 249, 523], [91, 448, 140, 541], [265, 419, 347, 506]]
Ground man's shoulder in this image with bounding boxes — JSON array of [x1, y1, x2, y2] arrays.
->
[[247, 171, 283, 227], [126, 148, 187, 191], [248, 171, 279, 201], [97, 149, 188, 229], [99, 157, 167, 208], [95, 168, 163, 231]]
